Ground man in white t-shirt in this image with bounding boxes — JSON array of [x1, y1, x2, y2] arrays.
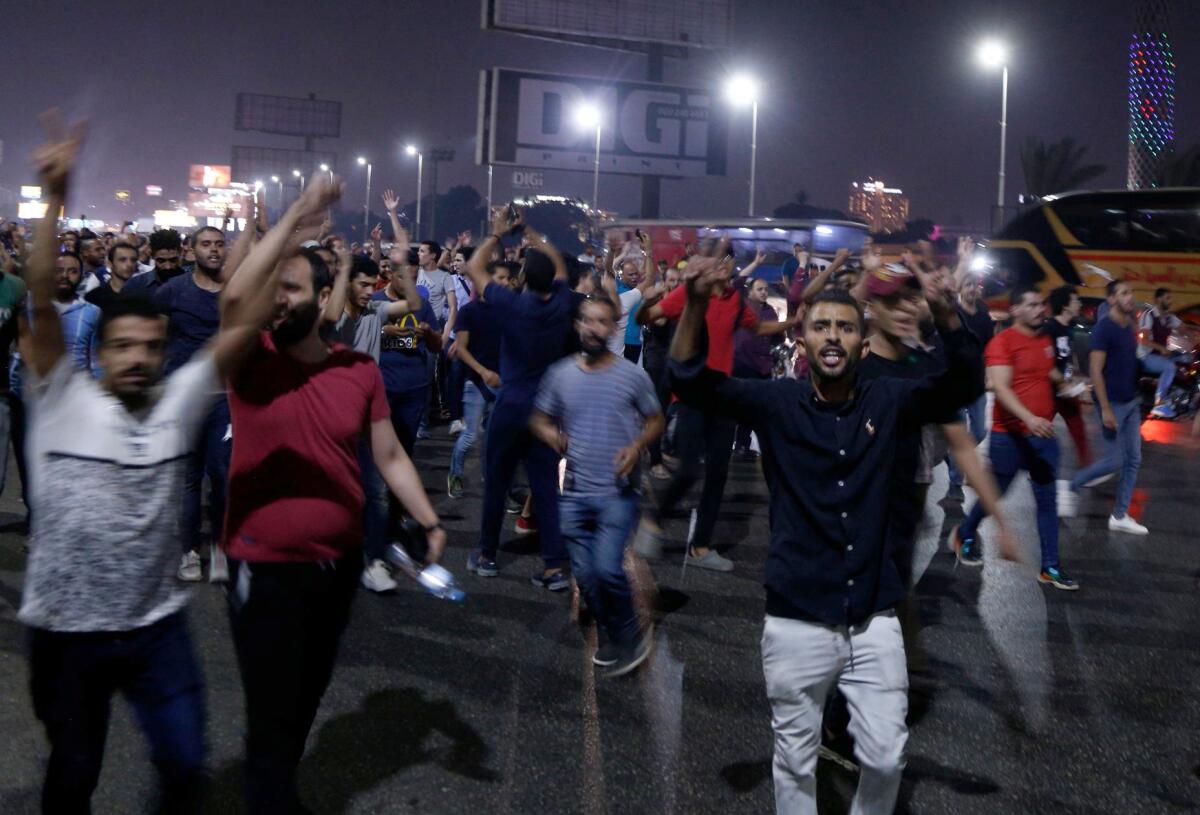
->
[[18, 113, 327, 813], [607, 240, 660, 358]]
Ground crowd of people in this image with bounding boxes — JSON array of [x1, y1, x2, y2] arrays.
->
[[0, 112, 1173, 814]]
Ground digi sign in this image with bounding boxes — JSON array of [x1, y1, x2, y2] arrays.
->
[[479, 68, 728, 178], [188, 164, 232, 189]]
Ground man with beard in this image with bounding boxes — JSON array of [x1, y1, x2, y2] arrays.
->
[[78, 235, 107, 292], [464, 207, 581, 590], [221, 175, 447, 812], [85, 242, 139, 310], [125, 228, 186, 294], [667, 240, 994, 814], [155, 225, 230, 584], [530, 295, 664, 675], [17, 112, 269, 814]]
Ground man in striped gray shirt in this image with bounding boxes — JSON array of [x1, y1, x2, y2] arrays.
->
[[531, 295, 664, 676]]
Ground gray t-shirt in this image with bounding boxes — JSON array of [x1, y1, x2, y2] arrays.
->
[[534, 354, 661, 495], [331, 301, 386, 360], [20, 352, 221, 632], [418, 268, 453, 326]]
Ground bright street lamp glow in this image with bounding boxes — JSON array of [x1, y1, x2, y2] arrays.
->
[[574, 102, 601, 129], [253, 179, 263, 189], [977, 40, 1007, 69], [725, 73, 759, 107], [319, 163, 329, 172], [357, 156, 367, 165], [405, 144, 418, 156], [292, 169, 301, 178], [270, 175, 280, 183]]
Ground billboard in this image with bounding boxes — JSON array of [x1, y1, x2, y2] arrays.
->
[[189, 164, 232, 188], [186, 183, 252, 219], [478, 68, 727, 178], [20, 185, 42, 200], [231, 146, 338, 186], [145, 185, 163, 197], [235, 93, 342, 138], [483, 0, 734, 50]]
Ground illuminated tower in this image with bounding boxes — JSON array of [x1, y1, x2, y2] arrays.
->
[[1127, 0, 1176, 189]]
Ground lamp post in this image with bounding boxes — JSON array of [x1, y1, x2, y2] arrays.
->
[[270, 175, 282, 209], [319, 163, 333, 185], [725, 73, 761, 217], [405, 144, 423, 240], [357, 157, 372, 238], [292, 169, 305, 193], [977, 40, 1009, 222], [574, 103, 603, 213]]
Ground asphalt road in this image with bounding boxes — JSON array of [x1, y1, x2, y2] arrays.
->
[[0, 412, 1198, 814]]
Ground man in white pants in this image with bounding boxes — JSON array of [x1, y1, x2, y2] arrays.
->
[[667, 246, 1002, 813]]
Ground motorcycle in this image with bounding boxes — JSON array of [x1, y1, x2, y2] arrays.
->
[[1138, 350, 1200, 420]]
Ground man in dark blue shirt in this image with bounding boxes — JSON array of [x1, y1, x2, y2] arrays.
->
[[1068, 279, 1147, 534], [667, 242, 988, 814], [463, 210, 582, 591], [154, 226, 228, 583]]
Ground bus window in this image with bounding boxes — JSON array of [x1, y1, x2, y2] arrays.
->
[[1054, 204, 1129, 249], [1129, 208, 1200, 252]]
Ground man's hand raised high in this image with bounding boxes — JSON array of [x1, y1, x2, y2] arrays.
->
[[682, 238, 731, 301], [31, 109, 86, 196]]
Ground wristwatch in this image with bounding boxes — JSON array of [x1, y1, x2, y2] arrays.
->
[[424, 521, 444, 534]]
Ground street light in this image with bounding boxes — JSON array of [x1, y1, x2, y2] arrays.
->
[[357, 156, 372, 239], [319, 163, 334, 185], [976, 39, 1009, 217], [725, 73, 761, 217], [574, 102, 603, 213], [271, 175, 282, 208], [292, 168, 305, 192], [405, 144, 423, 240]]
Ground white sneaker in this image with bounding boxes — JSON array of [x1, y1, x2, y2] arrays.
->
[[208, 544, 228, 583], [1056, 480, 1078, 518], [177, 550, 202, 582], [1108, 514, 1149, 535], [361, 559, 398, 592], [448, 419, 465, 436]]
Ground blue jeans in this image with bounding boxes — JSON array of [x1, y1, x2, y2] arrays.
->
[[561, 491, 641, 647], [28, 612, 207, 814], [947, 393, 989, 487], [357, 440, 389, 562], [478, 392, 566, 569], [961, 431, 1060, 570], [450, 381, 492, 478], [1072, 398, 1142, 519], [182, 397, 231, 553], [387, 387, 428, 457], [1139, 353, 1175, 402]]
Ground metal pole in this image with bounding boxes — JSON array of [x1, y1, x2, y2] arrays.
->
[[749, 100, 759, 217], [414, 153, 424, 241], [362, 162, 372, 238], [592, 124, 602, 212], [997, 65, 1008, 209], [485, 163, 493, 236], [276, 181, 283, 209]]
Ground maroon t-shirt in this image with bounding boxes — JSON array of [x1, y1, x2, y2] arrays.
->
[[658, 284, 758, 376], [224, 332, 390, 562]]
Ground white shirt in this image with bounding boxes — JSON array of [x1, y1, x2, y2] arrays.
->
[[606, 288, 644, 354], [19, 353, 221, 631]]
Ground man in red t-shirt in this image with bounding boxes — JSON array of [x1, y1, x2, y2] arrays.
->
[[219, 177, 447, 812], [635, 253, 794, 570], [951, 286, 1078, 590]]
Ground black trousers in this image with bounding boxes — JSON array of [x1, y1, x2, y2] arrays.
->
[[226, 555, 362, 814], [652, 403, 737, 551]]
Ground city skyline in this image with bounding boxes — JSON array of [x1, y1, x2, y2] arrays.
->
[[1, 0, 1196, 230]]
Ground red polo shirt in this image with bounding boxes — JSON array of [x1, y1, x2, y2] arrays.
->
[[985, 326, 1056, 434], [657, 284, 759, 375]]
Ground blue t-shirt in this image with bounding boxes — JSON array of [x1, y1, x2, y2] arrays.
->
[[372, 288, 437, 393], [485, 279, 582, 399], [1089, 315, 1138, 403], [456, 299, 502, 395], [153, 272, 220, 375], [616, 281, 642, 347]]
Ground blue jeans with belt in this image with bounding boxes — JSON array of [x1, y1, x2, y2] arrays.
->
[[960, 431, 1060, 570], [1071, 398, 1142, 519], [561, 490, 641, 647]]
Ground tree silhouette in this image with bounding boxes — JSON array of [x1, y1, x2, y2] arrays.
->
[[1020, 137, 1107, 197]]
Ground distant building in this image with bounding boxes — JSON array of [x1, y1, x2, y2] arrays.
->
[[1127, 0, 1175, 189], [848, 179, 910, 234]]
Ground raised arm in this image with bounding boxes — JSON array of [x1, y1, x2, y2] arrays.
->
[[466, 208, 515, 297], [26, 110, 85, 379], [215, 175, 343, 379], [382, 189, 405, 244], [222, 191, 260, 282], [321, 245, 352, 324], [738, 249, 766, 279]]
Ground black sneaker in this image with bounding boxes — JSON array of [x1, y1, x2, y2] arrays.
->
[[530, 569, 570, 592], [1038, 566, 1079, 591], [505, 490, 527, 514], [950, 525, 983, 567], [605, 630, 654, 678], [592, 643, 620, 667], [943, 483, 964, 503], [447, 475, 465, 499]]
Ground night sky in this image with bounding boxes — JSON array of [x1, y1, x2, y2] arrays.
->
[[2, 0, 1195, 230]]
